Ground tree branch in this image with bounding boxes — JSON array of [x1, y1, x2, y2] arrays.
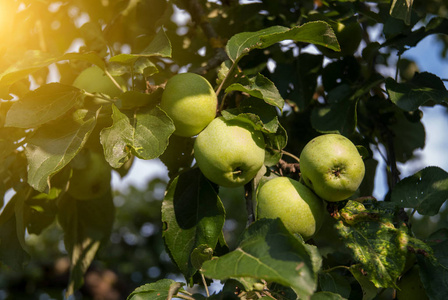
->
[[382, 127, 400, 191], [244, 182, 255, 226], [183, 0, 228, 75]]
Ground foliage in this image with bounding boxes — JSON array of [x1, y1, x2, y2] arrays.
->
[[1, 0, 448, 299]]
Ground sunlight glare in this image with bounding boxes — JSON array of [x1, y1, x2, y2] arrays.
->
[[0, 1, 19, 51]]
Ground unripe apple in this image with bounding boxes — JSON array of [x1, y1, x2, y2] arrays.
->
[[396, 265, 428, 300], [160, 73, 217, 137], [299, 134, 365, 202], [256, 177, 325, 240], [194, 117, 265, 187], [73, 65, 126, 100], [67, 151, 112, 200]]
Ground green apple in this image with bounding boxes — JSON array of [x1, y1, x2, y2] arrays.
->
[[396, 265, 428, 300], [256, 177, 325, 240], [194, 116, 265, 187], [67, 151, 112, 200], [299, 134, 365, 202], [160, 73, 217, 137], [73, 65, 126, 100]]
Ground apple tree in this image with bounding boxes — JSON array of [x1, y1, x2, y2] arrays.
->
[[1, 0, 448, 299]]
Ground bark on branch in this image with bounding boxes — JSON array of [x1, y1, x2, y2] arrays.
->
[[182, 0, 229, 74]]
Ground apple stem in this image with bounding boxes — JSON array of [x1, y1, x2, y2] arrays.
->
[[322, 265, 350, 273], [218, 92, 228, 113], [232, 168, 243, 175], [104, 69, 126, 93], [83, 91, 116, 103], [200, 272, 210, 297], [281, 150, 300, 163]]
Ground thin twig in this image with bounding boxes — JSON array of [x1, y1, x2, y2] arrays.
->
[[322, 265, 350, 273], [218, 90, 229, 112], [201, 272, 210, 297], [175, 293, 196, 300], [383, 129, 400, 190], [183, 0, 229, 76], [103, 69, 125, 92], [281, 150, 300, 163], [192, 49, 229, 75], [215, 59, 237, 97], [83, 91, 116, 103], [395, 55, 401, 81]]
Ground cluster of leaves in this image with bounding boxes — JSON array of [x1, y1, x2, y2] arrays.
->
[[1, 0, 448, 299]]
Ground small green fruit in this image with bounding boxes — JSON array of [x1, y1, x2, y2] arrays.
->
[[257, 177, 325, 240], [396, 265, 428, 300], [194, 117, 265, 187], [73, 65, 126, 99], [299, 134, 365, 202], [68, 151, 112, 200], [160, 73, 217, 137]]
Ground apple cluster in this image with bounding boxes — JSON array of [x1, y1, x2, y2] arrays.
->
[[257, 134, 365, 240], [73, 68, 366, 241], [159, 72, 266, 188], [158, 72, 366, 241]]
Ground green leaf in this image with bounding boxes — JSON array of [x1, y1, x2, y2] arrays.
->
[[26, 189, 59, 235], [388, 108, 425, 163], [417, 228, 448, 300], [0, 190, 30, 269], [319, 272, 351, 299], [158, 135, 195, 179], [161, 168, 225, 281], [226, 26, 288, 63], [349, 266, 378, 300], [225, 73, 284, 110], [263, 21, 340, 52], [265, 122, 287, 151], [191, 244, 214, 270], [134, 58, 159, 76], [416, 232, 448, 300], [381, 17, 448, 55], [272, 53, 323, 111], [110, 28, 171, 65], [0, 51, 104, 96], [60, 52, 106, 69], [79, 22, 108, 56], [311, 291, 346, 300], [221, 97, 279, 134], [311, 98, 358, 136], [386, 73, 448, 111], [100, 105, 174, 168], [226, 21, 339, 63], [391, 166, 448, 216], [202, 218, 321, 299], [5, 83, 84, 128], [264, 123, 288, 166], [0, 127, 26, 161], [334, 200, 407, 288], [127, 279, 186, 300], [58, 190, 115, 298], [0, 51, 57, 91], [416, 256, 448, 300], [116, 90, 162, 110], [26, 108, 99, 192], [390, 0, 414, 25]]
